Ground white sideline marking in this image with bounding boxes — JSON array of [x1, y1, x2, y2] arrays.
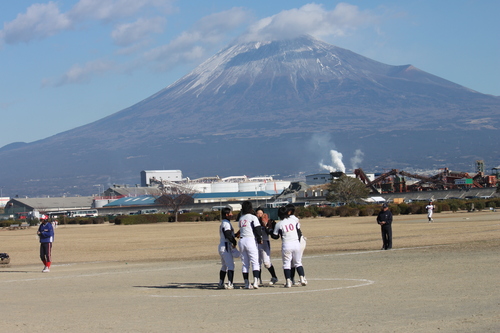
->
[[0, 263, 214, 283], [150, 278, 375, 298]]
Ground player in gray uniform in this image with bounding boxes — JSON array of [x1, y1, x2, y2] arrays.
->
[[238, 201, 263, 289], [218, 207, 237, 289], [271, 204, 307, 288], [255, 207, 278, 286]]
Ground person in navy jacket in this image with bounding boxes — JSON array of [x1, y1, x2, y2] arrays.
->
[[376, 203, 393, 250], [37, 216, 54, 272]]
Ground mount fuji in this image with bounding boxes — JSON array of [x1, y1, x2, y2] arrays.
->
[[1, 35, 499, 196]]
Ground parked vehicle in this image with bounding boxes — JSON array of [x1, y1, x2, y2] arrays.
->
[[265, 201, 289, 208], [68, 210, 98, 217], [138, 209, 159, 214], [211, 205, 230, 211]]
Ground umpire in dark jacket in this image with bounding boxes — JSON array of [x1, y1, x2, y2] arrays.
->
[[376, 203, 393, 250]]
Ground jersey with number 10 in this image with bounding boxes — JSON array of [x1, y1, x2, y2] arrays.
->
[[273, 215, 300, 243]]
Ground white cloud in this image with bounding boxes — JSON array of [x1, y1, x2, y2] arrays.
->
[[7, 2, 383, 87], [2, 2, 72, 44], [144, 7, 251, 70], [111, 16, 165, 46], [193, 7, 251, 40], [1, 0, 173, 45], [240, 3, 378, 42], [50, 60, 116, 86], [68, 0, 174, 22]]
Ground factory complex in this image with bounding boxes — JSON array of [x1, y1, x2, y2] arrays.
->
[[2, 162, 499, 220]]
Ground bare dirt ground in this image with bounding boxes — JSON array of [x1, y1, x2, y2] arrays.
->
[[1, 211, 499, 332]]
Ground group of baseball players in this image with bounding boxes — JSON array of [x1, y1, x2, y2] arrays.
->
[[217, 200, 307, 290]]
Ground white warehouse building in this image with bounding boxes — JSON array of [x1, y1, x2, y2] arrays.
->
[[140, 170, 183, 187], [140, 170, 290, 195]]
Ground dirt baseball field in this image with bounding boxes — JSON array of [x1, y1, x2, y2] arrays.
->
[[1, 210, 499, 332]]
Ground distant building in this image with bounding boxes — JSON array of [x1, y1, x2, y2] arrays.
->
[[99, 195, 159, 216], [192, 191, 273, 204], [0, 197, 9, 208], [140, 170, 183, 187], [4, 197, 94, 219], [104, 185, 161, 198], [306, 172, 375, 186], [306, 173, 332, 185], [99, 191, 274, 215]]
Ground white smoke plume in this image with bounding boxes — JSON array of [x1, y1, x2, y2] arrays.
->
[[319, 150, 346, 173], [350, 149, 364, 170]]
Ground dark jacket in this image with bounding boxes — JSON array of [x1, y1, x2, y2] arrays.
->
[[377, 209, 393, 226]]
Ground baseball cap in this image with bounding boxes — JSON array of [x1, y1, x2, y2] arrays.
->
[[382, 203, 388, 208]]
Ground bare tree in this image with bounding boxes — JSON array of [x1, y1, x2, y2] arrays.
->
[[155, 181, 195, 222]]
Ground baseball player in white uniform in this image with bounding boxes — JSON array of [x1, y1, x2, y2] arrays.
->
[[272, 204, 307, 288], [290, 228, 307, 285], [238, 201, 263, 289], [255, 208, 279, 286], [218, 207, 237, 289], [425, 201, 435, 222]]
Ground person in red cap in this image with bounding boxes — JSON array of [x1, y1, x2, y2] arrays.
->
[[37, 216, 54, 272]]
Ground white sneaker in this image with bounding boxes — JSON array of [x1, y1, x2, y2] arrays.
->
[[299, 276, 308, 286], [244, 279, 253, 289], [226, 283, 234, 290], [285, 279, 292, 288], [42, 267, 50, 273], [252, 278, 259, 289], [269, 277, 278, 285]]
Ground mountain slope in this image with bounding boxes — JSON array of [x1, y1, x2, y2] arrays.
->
[[1, 35, 499, 196], [56, 35, 500, 141]]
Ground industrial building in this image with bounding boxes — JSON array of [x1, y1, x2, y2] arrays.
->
[[0, 197, 9, 208], [2, 165, 498, 220], [3, 196, 95, 219], [355, 164, 499, 194], [139, 170, 291, 195], [140, 170, 183, 186], [98, 191, 274, 216], [306, 172, 375, 186]]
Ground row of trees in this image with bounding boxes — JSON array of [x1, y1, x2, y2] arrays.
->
[[292, 197, 500, 219]]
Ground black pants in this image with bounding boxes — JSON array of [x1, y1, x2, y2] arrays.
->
[[381, 225, 392, 250], [40, 242, 52, 263]]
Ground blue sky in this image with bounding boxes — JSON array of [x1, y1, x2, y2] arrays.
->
[[1, 0, 498, 148]]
